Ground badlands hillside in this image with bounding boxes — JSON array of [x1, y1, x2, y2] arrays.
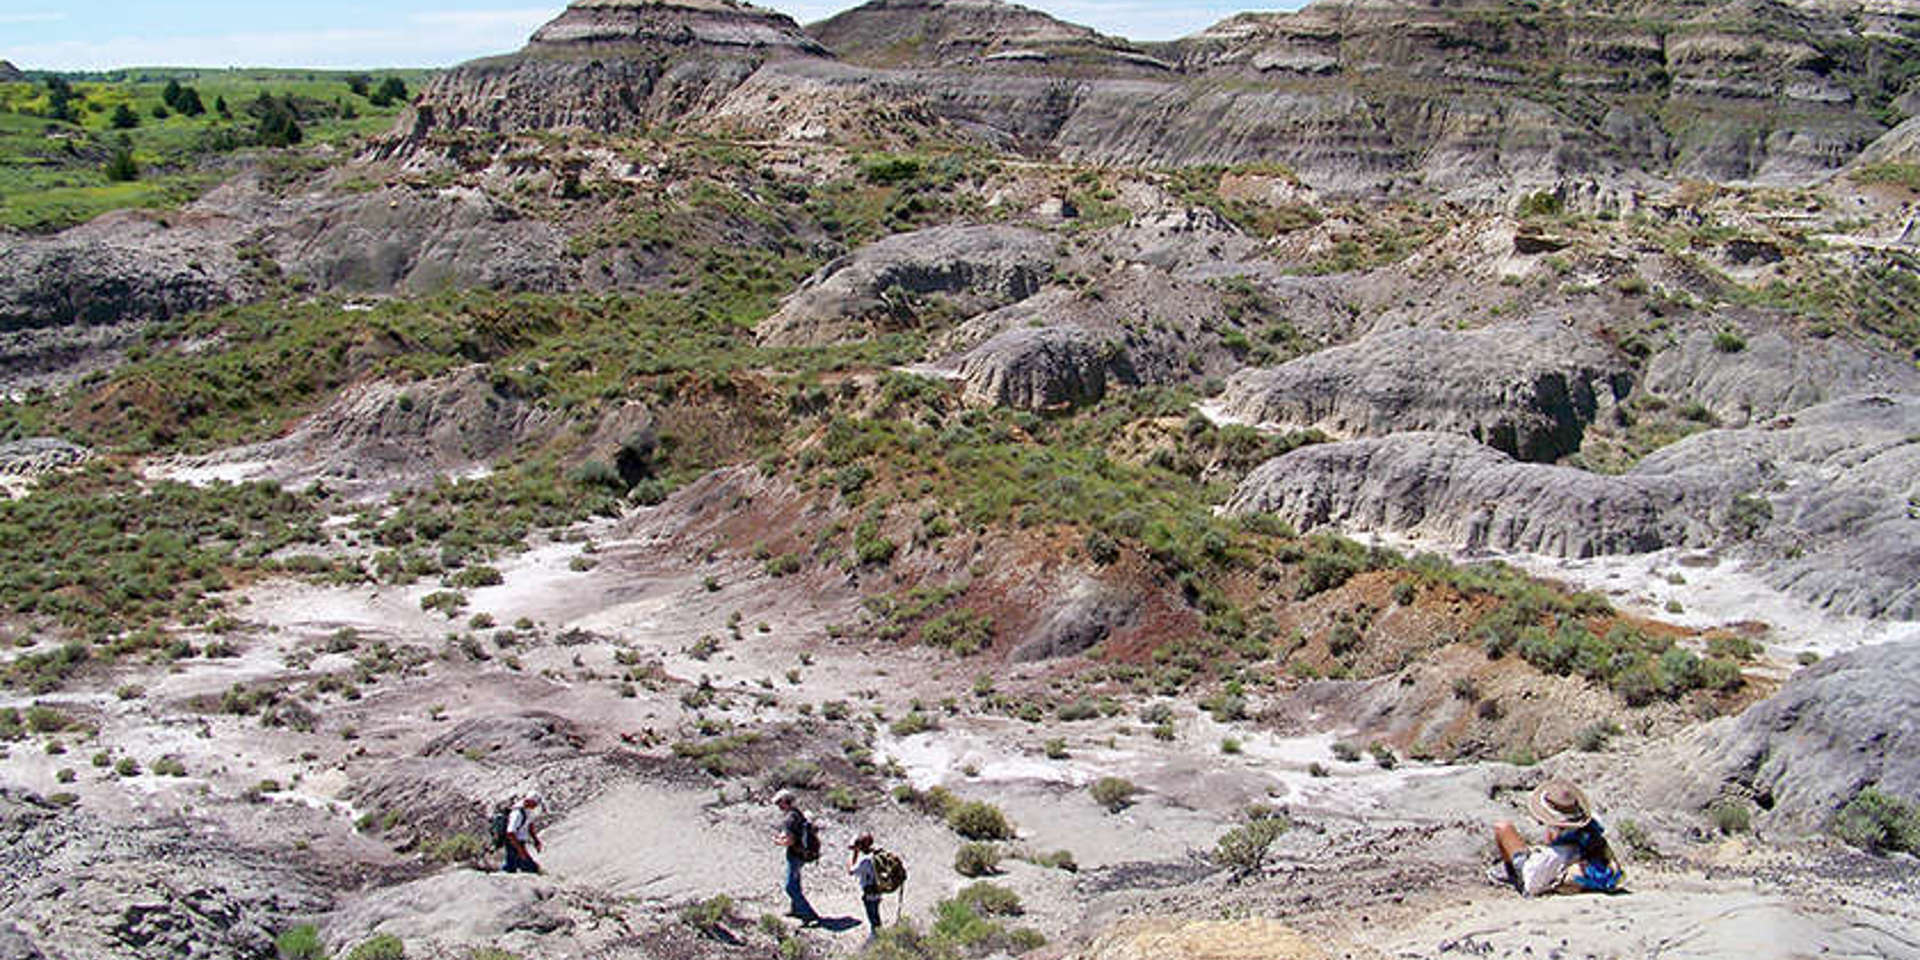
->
[[1, 0, 1919, 958]]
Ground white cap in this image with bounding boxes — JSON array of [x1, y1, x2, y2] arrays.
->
[[772, 790, 795, 806]]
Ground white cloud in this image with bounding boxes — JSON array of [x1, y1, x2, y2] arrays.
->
[[0, 12, 65, 25]]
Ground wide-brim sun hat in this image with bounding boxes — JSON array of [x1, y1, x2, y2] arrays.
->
[[1528, 779, 1593, 830], [772, 790, 795, 806]]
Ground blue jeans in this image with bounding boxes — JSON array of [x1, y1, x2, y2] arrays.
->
[[785, 858, 817, 919]]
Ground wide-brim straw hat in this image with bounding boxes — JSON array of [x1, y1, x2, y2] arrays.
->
[[1528, 779, 1593, 830]]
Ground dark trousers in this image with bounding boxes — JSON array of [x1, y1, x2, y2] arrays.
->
[[503, 840, 540, 874], [863, 893, 882, 931]]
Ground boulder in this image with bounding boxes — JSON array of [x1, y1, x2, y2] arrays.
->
[[1214, 324, 1634, 463]]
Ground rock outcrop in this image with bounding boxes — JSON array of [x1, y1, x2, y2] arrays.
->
[[810, 0, 1154, 70], [1660, 642, 1920, 833], [756, 224, 1055, 346], [0, 210, 254, 334], [1641, 326, 1920, 428], [149, 366, 654, 499], [1213, 324, 1635, 462], [0, 791, 330, 960], [1226, 394, 1920, 618], [392, 0, 827, 139], [392, 0, 1917, 190], [0, 61, 24, 83], [955, 325, 1124, 410]]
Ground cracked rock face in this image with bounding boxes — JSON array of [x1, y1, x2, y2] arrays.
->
[[1214, 324, 1635, 463]]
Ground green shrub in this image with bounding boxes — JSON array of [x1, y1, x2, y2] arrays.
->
[[948, 800, 1013, 840], [1369, 742, 1396, 769], [275, 923, 327, 960], [425, 832, 486, 863], [954, 841, 1002, 877], [953, 881, 1023, 917], [890, 711, 938, 737], [1043, 737, 1069, 760], [1831, 788, 1920, 855], [1090, 777, 1138, 813], [1713, 329, 1747, 353], [114, 757, 140, 777], [680, 894, 735, 936], [1214, 815, 1289, 878], [1331, 741, 1360, 763], [1709, 798, 1751, 835], [1575, 720, 1621, 753], [344, 934, 404, 960]]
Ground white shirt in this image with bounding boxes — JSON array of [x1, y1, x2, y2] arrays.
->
[[508, 806, 534, 843]]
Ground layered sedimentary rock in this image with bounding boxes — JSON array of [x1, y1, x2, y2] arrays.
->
[[1226, 395, 1920, 618], [1213, 324, 1635, 462], [393, 0, 828, 137], [810, 0, 1159, 70]]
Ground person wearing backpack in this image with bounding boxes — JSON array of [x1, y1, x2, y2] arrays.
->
[[503, 794, 543, 874], [1489, 779, 1623, 896], [848, 833, 884, 933], [772, 791, 821, 924]]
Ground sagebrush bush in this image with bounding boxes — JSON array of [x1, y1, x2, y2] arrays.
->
[[1831, 788, 1920, 855], [953, 881, 1023, 917], [275, 924, 326, 960], [1090, 776, 1138, 813], [344, 933, 404, 960], [947, 800, 1013, 840], [953, 842, 1002, 877], [1214, 814, 1289, 878]]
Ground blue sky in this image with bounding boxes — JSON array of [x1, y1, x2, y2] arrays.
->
[[1, 1, 1294, 71]]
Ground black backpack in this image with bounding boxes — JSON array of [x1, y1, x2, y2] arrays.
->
[[489, 806, 511, 850], [798, 817, 822, 863]]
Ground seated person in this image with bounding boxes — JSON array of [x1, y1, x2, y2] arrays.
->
[[1492, 779, 1623, 896]]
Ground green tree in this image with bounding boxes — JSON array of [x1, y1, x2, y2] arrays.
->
[[162, 78, 183, 109], [44, 76, 79, 123], [368, 75, 408, 107], [103, 135, 138, 182], [176, 86, 205, 116], [252, 93, 302, 147], [109, 102, 140, 129]]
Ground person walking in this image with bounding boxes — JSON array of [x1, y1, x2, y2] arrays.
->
[[773, 791, 821, 924], [503, 794, 543, 874], [848, 833, 883, 934]]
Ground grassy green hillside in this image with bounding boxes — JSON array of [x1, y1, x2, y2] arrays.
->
[[0, 68, 431, 232]]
